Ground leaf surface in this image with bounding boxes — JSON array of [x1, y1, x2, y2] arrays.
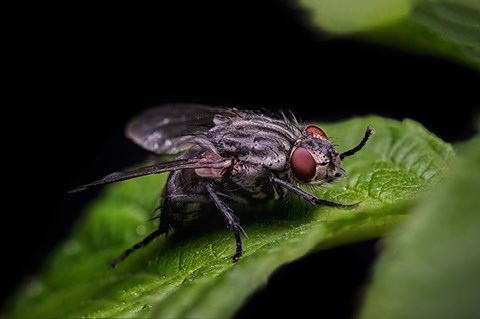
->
[[4, 116, 454, 318]]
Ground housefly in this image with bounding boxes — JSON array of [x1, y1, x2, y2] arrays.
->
[[71, 104, 374, 267]]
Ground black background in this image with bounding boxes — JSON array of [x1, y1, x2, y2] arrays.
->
[[3, 1, 479, 317]]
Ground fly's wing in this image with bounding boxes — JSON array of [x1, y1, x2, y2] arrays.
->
[[69, 156, 232, 193], [126, 103, 238, 154]]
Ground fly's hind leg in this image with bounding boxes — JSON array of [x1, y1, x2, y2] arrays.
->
[[110, 193, 209, 268], [110, 196, 178, 268], [109, 211, 170, 268], [206, 184, 247, 262]]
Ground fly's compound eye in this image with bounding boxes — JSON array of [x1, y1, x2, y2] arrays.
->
[[305, 125, 328, 140], [291, 147, 316, 182]]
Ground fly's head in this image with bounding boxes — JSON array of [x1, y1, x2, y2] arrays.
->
[[289, 125, 343, 185]]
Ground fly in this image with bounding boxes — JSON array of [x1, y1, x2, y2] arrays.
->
[[70, 103, 375, 267]]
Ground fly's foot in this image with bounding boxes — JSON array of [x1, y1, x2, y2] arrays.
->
[[231, 251, 243, 262], [335, 201, 361, 209], [314, 198, 361, 209]]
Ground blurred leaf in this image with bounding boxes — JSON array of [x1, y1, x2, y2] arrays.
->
[[359, 135, 480, 319], [299, 0, 412, 33], [299, 0, 480, 68], [3, 116, 454, 318]]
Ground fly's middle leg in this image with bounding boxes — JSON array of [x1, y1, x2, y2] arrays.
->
[[206, 184, 247, 262]]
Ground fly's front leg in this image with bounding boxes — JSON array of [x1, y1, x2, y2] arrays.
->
[[206, 184, 248, 262], [271, 177, 359, 208]]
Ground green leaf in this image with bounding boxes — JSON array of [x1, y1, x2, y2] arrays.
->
[[298, 0, 413, 33], [3, 116, 454, 318], [298, 0, 480, 68], [358, 135, 480, 319]]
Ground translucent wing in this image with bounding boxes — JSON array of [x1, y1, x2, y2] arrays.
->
[[69, 156, 232, 193], [126, 103, 237, 154]]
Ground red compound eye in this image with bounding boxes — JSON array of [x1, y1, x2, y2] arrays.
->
[[305, 125, 328, 140], [291, 147, 316, 182]]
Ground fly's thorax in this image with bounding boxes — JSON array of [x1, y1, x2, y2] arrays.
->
[[289, 125, 343, 185], [207, 112, 301, 171]]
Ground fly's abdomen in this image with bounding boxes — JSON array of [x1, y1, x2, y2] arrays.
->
[[161, 170, 211, 227], [166, 201, 207, 227]]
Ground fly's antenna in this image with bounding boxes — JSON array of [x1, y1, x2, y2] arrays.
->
[[340, 127, 375, 160]]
